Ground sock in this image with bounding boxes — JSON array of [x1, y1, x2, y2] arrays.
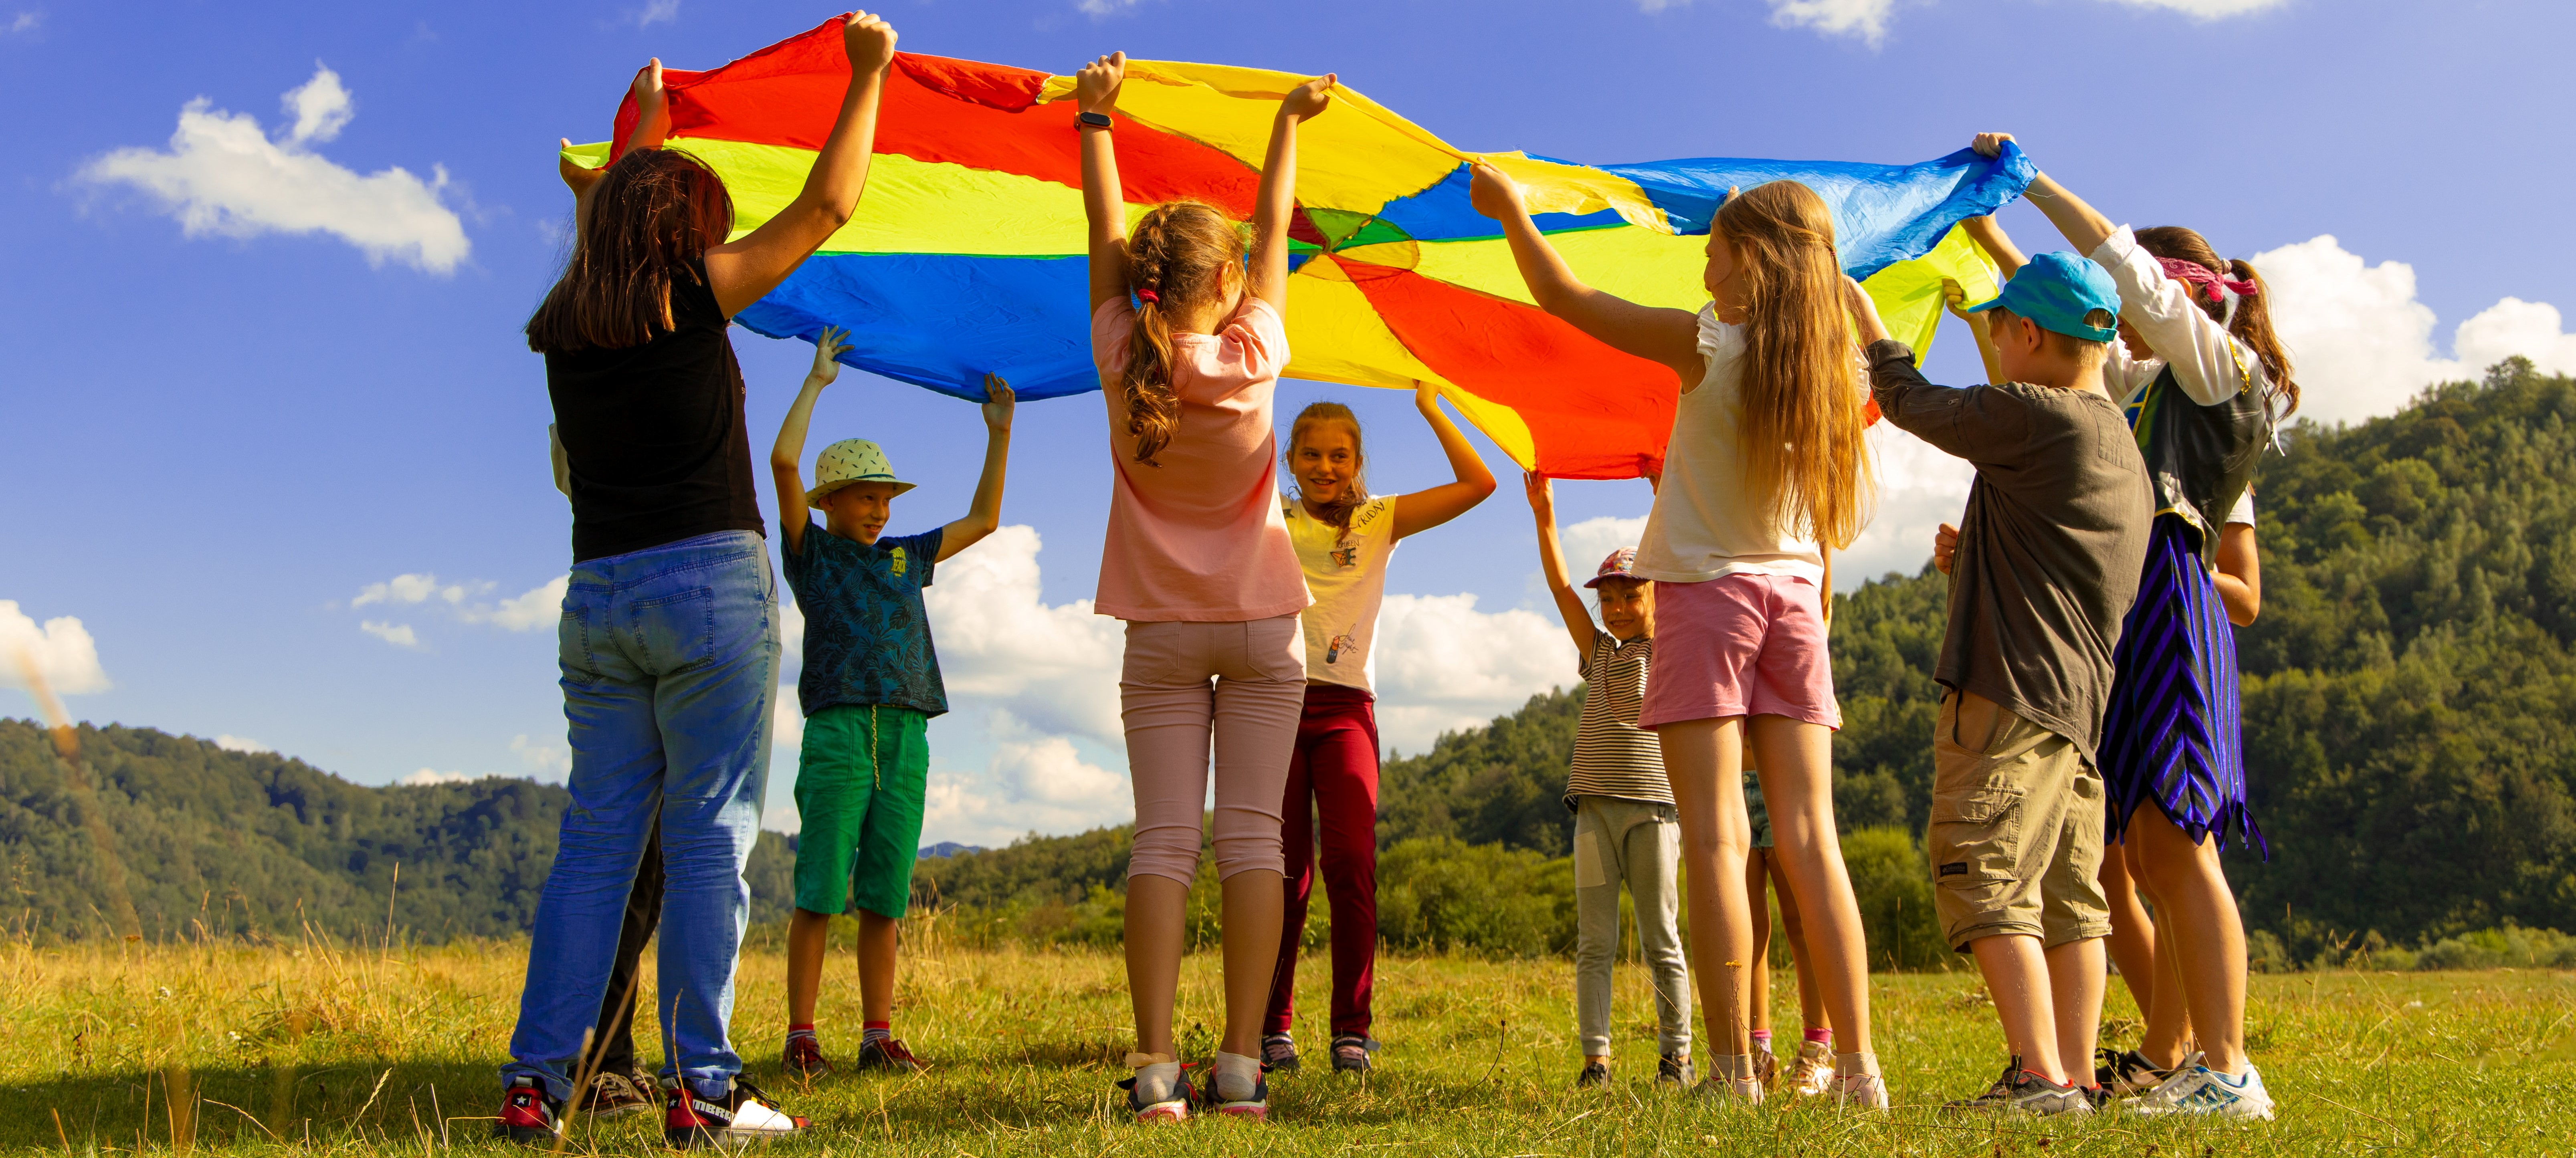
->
[[862, 1021, 891, 1047], [1750, 1030, 1774, 1054], [1124, 1053, 1180, 1106], [1834, 1050, 1879, 1078], [1804, 1027, 1833, 1047], [1721, 1053, 1759, 1081], [1214, 1049, 1263, 1102], [786, 1023, 816, 1043]]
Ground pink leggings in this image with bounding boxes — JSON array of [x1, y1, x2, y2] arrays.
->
[[1121, 614, 1307, 885]]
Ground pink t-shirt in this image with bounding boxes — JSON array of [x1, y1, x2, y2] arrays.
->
[[1091, 296, 1311, 623]]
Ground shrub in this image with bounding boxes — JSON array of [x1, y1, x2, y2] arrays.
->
[[1375, 837, 1577, 958]]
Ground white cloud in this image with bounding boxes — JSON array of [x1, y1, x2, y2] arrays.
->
[[510, 733, 569, 778], [2250, 235, 2576, 426], [347, 571, 564, 640], [1843, 423, 1972, 585], [484, 576, 568, 631], [1374, 593, 1574, 754], [77, 64, 470, 274], [213, 734, 272, 754], [6, 11, 40, 34], [0, 601, 111, 695], [2103, 0, 2287, 16], [634, 0, 680, 26], [922, 525, 1125, 745], [921, 710, 1136, 846], [1762, 0, 1897, 43], [1561, 515, 1649, 581], [354, 573, 473, 607], [402, 768, 480, 786], [1075, 0, 1150, 15], [360, 620, 419, 648]]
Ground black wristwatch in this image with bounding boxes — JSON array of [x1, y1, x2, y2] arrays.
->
[[1076, 111, 1113, 130]]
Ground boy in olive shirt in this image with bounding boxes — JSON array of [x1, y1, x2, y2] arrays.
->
[[768, 328, 1016, 1075], [1843, 250, 2152, 1115]]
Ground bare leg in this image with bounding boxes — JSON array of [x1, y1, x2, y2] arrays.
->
[[1773, 874, 1828, 1035], [1968, 933, 2065, 1084], [2124, 839, 2196, 1067], [2044, 937, 2105, 1083], [2098, 844, 2159, 1026], [2130, 808, 2248, 1074], [1659, 717, 1755, 1061], [1219, 869, 1285, 1058], [855, 910, 899, 1025], [1746, 849, 1773, 1035], [1747, 715, 1873, 1059], [1125, 875, 1188, 1057], [785, 908, 833, 1027]]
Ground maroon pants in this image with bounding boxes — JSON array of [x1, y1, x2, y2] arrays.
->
[[1263, 683, 1380, 1038]]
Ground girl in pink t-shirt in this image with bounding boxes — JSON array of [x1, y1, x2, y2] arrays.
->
[[1077, 50, 1334, 1124]]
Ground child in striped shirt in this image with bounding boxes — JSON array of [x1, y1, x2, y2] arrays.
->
[[1527, 473, 1693, 1090]]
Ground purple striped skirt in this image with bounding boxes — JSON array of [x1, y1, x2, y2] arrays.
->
[[2099, 515, 2265, 856]]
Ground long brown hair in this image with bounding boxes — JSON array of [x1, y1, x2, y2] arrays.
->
[[1715, 181, 1873, 550], [2135, 226, 2300, 416], [526, 148, 735, 354], [1120, 201, 1246, 465], [1286, 401, 1369, 531]]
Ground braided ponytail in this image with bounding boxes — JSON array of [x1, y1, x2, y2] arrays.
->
[[1118, 200, 1246, 465]]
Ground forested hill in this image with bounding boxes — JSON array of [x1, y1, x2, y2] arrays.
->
[[927, 359, 2576, 958], [0, 721, 795, 942]]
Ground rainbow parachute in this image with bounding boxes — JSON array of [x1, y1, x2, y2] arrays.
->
[[566, 19, 2027, 479]]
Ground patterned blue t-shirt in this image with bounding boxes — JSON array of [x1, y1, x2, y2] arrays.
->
[[780, 520, 947, 718]]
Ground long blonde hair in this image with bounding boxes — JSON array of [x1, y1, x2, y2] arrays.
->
[[1716, 181, 1873, 550], [1119, 201, 1246, 466]]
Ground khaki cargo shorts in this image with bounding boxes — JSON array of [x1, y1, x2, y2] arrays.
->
[[1927, 691, 2110, 951]]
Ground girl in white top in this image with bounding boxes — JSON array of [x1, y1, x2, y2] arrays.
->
[[1260, 387, 1495, 1074], [1469, 167, 1886, 1107], [1961, 132, 2294, 1120]]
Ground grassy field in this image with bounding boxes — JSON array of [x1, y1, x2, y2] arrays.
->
[[7, 920, 2574, 1157]]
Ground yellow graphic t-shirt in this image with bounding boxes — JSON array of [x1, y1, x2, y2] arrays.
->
[[1283, 495, 1399, 693]]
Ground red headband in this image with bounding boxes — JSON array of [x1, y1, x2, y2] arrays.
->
[[2158, 257, 2259, 303]]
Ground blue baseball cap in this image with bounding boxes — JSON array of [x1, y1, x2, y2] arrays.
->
[[1965, 251, 2121, 343]]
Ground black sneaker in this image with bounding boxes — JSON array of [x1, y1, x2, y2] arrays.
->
[[783, 1034, 832, 1077], [1329, 1035, 1379, 1073], [1117, 1063, 1194, 1123], [493, 1076, 564, 1145], [1261, 1033, 1300, 1073], [2095, 1047, 2168, 1097], [1576, 1061, 1610, 1087], [853, 1037, 921, 1073], [578, 1068, 655, 1118], [664, 1076, 809, 1148], [1944, 1059, 2092, 1116], [1657, 1054, 1697, 1088]]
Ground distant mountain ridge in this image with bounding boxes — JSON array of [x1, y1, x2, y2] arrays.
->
[[0, 720, 794, 942]]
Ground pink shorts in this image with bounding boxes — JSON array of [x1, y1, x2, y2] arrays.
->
[[1638, 573, 1841, 730]]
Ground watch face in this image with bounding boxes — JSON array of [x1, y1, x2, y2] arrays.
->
[[1078, 111, 1112, 127]]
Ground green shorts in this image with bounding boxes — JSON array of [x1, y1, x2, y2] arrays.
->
[[792, 704, 931, 918]]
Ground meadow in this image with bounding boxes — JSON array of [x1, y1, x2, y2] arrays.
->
[[7, 914, 2574, 1158]]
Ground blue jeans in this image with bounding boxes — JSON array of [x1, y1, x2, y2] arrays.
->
[[503, 531, 780, 1101]]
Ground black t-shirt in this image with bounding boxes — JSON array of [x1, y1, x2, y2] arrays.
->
[[545, 258, 765, 562]]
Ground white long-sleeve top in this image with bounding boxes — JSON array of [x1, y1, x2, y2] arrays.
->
[[2093, 225, 2270, 409]]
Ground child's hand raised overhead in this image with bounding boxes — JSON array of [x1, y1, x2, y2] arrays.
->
[[1523, 469, 1554, 517], [1468, 163, 1527, 222], [1279, 75, 1337, 122], [1076, 52, 1126, 114], [843, 11, 899, 74], [808, 326, 850, 386], [1969, 132, 2016, 159], [980, 373, 1016, 434], [626, 59, 672, 152], [558, 138, 604, 197]]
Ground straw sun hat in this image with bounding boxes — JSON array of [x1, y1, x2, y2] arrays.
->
[[806, 438, 916, 508]]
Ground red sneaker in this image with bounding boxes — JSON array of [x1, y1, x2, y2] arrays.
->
[[853, 1037, 921, 1073], [492, 1076, 563, 1145], [783, 1034, 832, 1077]]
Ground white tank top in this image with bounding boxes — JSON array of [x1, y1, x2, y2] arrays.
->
[[1634, 305, 1826, 586], [1284, 494, 1399, 692]]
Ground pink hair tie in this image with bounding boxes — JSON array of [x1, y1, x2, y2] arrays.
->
[[1135, 287, 1160, 305], [2157, 256, 2259, 302]]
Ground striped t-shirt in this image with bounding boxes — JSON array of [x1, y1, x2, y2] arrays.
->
[[1566, 629, 1672, 807]]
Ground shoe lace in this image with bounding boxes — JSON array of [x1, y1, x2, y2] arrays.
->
[[1261, 1036, 1297, 1065]]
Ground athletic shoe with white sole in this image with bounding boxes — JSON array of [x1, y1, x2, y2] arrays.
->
[[1944, 1060, 2092, 1116], [1835, 1071, 1891, 1110], [1656, 1054, 1696, 1088], [1788, 1041, 1836, 1097], [2094, 1047, 2168, 1097], [1697, 1076, 1766, 1104], [664, 1077, 808, 1148], [2128, 1055, 2276, 1120], [1118, 1055, 1192, 1123], [1202, 1070, 1270, 1120], [492, 1076, 565, 1145], [1261, 1033, 1300, 1074], [1330, 1036, 1379, 1073]]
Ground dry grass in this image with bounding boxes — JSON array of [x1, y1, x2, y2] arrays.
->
[[6, 922, 2574, 1156]]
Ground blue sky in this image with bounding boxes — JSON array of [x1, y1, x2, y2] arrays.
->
[[6, 0, 2573, 847]]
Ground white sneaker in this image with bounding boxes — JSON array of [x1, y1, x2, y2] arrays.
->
[[663, 1077, 807, 1148], [1789, 1041, 1836, 1097], [2128, 1053, 2275, 1121], [1835, 1071, 1890, 1111]]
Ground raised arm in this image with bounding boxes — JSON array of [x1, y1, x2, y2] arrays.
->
[[1469, 164, 1702, 387], [1971, 134, 2112, 258], [1960, 214, 2026, 280], [937, 375, 1016, 562], [1524, 472, 1598, 658], [1945, 279, 2008, 387], [1077, 53, 1130, 311], [1390, 385, 1497, 540], [769, 327, 849, 557], [704, 13, 899, 318], [1247, 75, 1336, 310]]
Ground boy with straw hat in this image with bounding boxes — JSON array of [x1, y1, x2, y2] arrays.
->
[[768, 327, 1015, 1077]]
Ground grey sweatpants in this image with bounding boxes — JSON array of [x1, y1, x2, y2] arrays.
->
[[1572, 794, 1692, 1058]]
